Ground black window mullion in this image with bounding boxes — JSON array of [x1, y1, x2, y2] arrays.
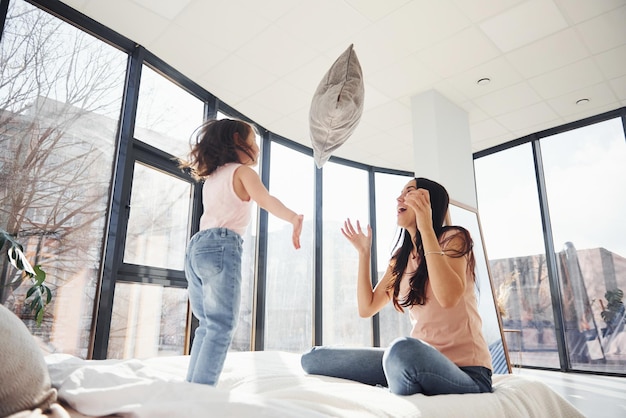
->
[[0, 0, 9, 42], [532, 138, 570, 371], [117, 263, 186, 283], [314, 165, 323, 346], [253, 130, 271, 351], [206, 97, 218, 120], [369, 168, 380, 347], [92, 45, 144, 360]]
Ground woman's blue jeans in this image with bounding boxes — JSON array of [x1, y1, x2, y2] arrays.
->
[[185, 228, 243, 385], [301, 337, 492, 396]]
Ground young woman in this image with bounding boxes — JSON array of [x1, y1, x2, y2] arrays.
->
[[301, 177, 492, 396], [181, 118, 303, 385]]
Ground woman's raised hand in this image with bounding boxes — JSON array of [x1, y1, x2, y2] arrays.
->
[[404, 189, 433, 232], [341, 219, 372, 254]]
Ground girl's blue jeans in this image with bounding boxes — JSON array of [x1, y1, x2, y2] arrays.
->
[[301, 337, 492, 396], [185, 228, 243, 385]]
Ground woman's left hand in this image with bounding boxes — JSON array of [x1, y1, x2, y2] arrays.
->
[[341, 218, 372, 255]]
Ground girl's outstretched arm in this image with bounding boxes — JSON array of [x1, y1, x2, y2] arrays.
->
[[236, 165, 303, 249]]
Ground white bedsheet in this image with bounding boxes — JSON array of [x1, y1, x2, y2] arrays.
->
[[45, 351, 585, 418]]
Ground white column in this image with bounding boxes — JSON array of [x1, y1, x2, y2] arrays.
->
[[410, 90, 477, 209]]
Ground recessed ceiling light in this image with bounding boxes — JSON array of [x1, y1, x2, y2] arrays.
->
[[576, 98, 590, 105], [477, 78, 491, 86]]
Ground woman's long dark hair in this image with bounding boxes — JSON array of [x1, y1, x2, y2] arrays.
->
[[180, 118, 258, 180], [387, 178, 476, 311]]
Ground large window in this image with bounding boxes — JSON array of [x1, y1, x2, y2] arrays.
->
[[0, 0, 127, 357], [106, 161, 193, 359], [540, 117, 626, 374], [475, 115, 626, 375], [475, 143, 558, 369], [322, 162, 371, 345], [264, 142, 314, 352], [103, 59, 206, 359]]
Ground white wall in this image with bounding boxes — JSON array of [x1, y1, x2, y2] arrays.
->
[[411, 90, 477, 209]]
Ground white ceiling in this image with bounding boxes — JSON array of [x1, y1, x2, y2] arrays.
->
[[59, 0, 626, 172]]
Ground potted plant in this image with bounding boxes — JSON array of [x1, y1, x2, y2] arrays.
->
[[0, 228, 51, 325]]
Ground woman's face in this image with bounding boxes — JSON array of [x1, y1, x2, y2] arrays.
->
[[396, 180, 418, 229]]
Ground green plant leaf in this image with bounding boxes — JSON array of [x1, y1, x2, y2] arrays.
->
[[34, 273, 45, 286], [29, 297, 39, 311], [36, 307, 44, 326], [34, 265, 46, 281]]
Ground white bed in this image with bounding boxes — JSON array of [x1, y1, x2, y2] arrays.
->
[[45, 350, 586, 418]]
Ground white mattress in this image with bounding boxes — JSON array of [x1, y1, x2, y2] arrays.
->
[[45, 350, 586, 418]]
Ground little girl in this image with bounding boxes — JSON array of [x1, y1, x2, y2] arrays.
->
[[181, 118, 303, 385]]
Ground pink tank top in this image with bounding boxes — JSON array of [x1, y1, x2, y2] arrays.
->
[[199, 163, 252, 236], [400, 255, 493, 371]]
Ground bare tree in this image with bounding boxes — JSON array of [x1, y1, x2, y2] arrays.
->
[[0, 1, 126, 343]]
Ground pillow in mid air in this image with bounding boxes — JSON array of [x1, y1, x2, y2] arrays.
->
[[309, 44, 364, 168]]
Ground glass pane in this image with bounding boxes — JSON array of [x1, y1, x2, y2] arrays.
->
[[474, 143, 558, 368], [374, 172, 413, 347], [264, 143, 314, 352], [123, 162, 192, 270], [135, 65, 204, 158], [322, 162, 371, 346], [540, 117, 626, 374], [107, 282, 188, 358], [0, 0, 126, 358]]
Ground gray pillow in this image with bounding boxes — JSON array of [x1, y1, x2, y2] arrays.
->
[[0, 304, 57, 418], [309, 44, 364, 168]]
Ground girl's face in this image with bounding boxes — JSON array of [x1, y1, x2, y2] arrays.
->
[[396, 180, 418, 230], [237, 128, 260, 166]]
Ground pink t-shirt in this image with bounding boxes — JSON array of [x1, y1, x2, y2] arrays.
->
[[199, 163, 252, 236], [400, 251, 493, 371]]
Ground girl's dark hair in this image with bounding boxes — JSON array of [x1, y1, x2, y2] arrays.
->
[[180, 118, 257, 180], [387, 177, 476, 311]]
